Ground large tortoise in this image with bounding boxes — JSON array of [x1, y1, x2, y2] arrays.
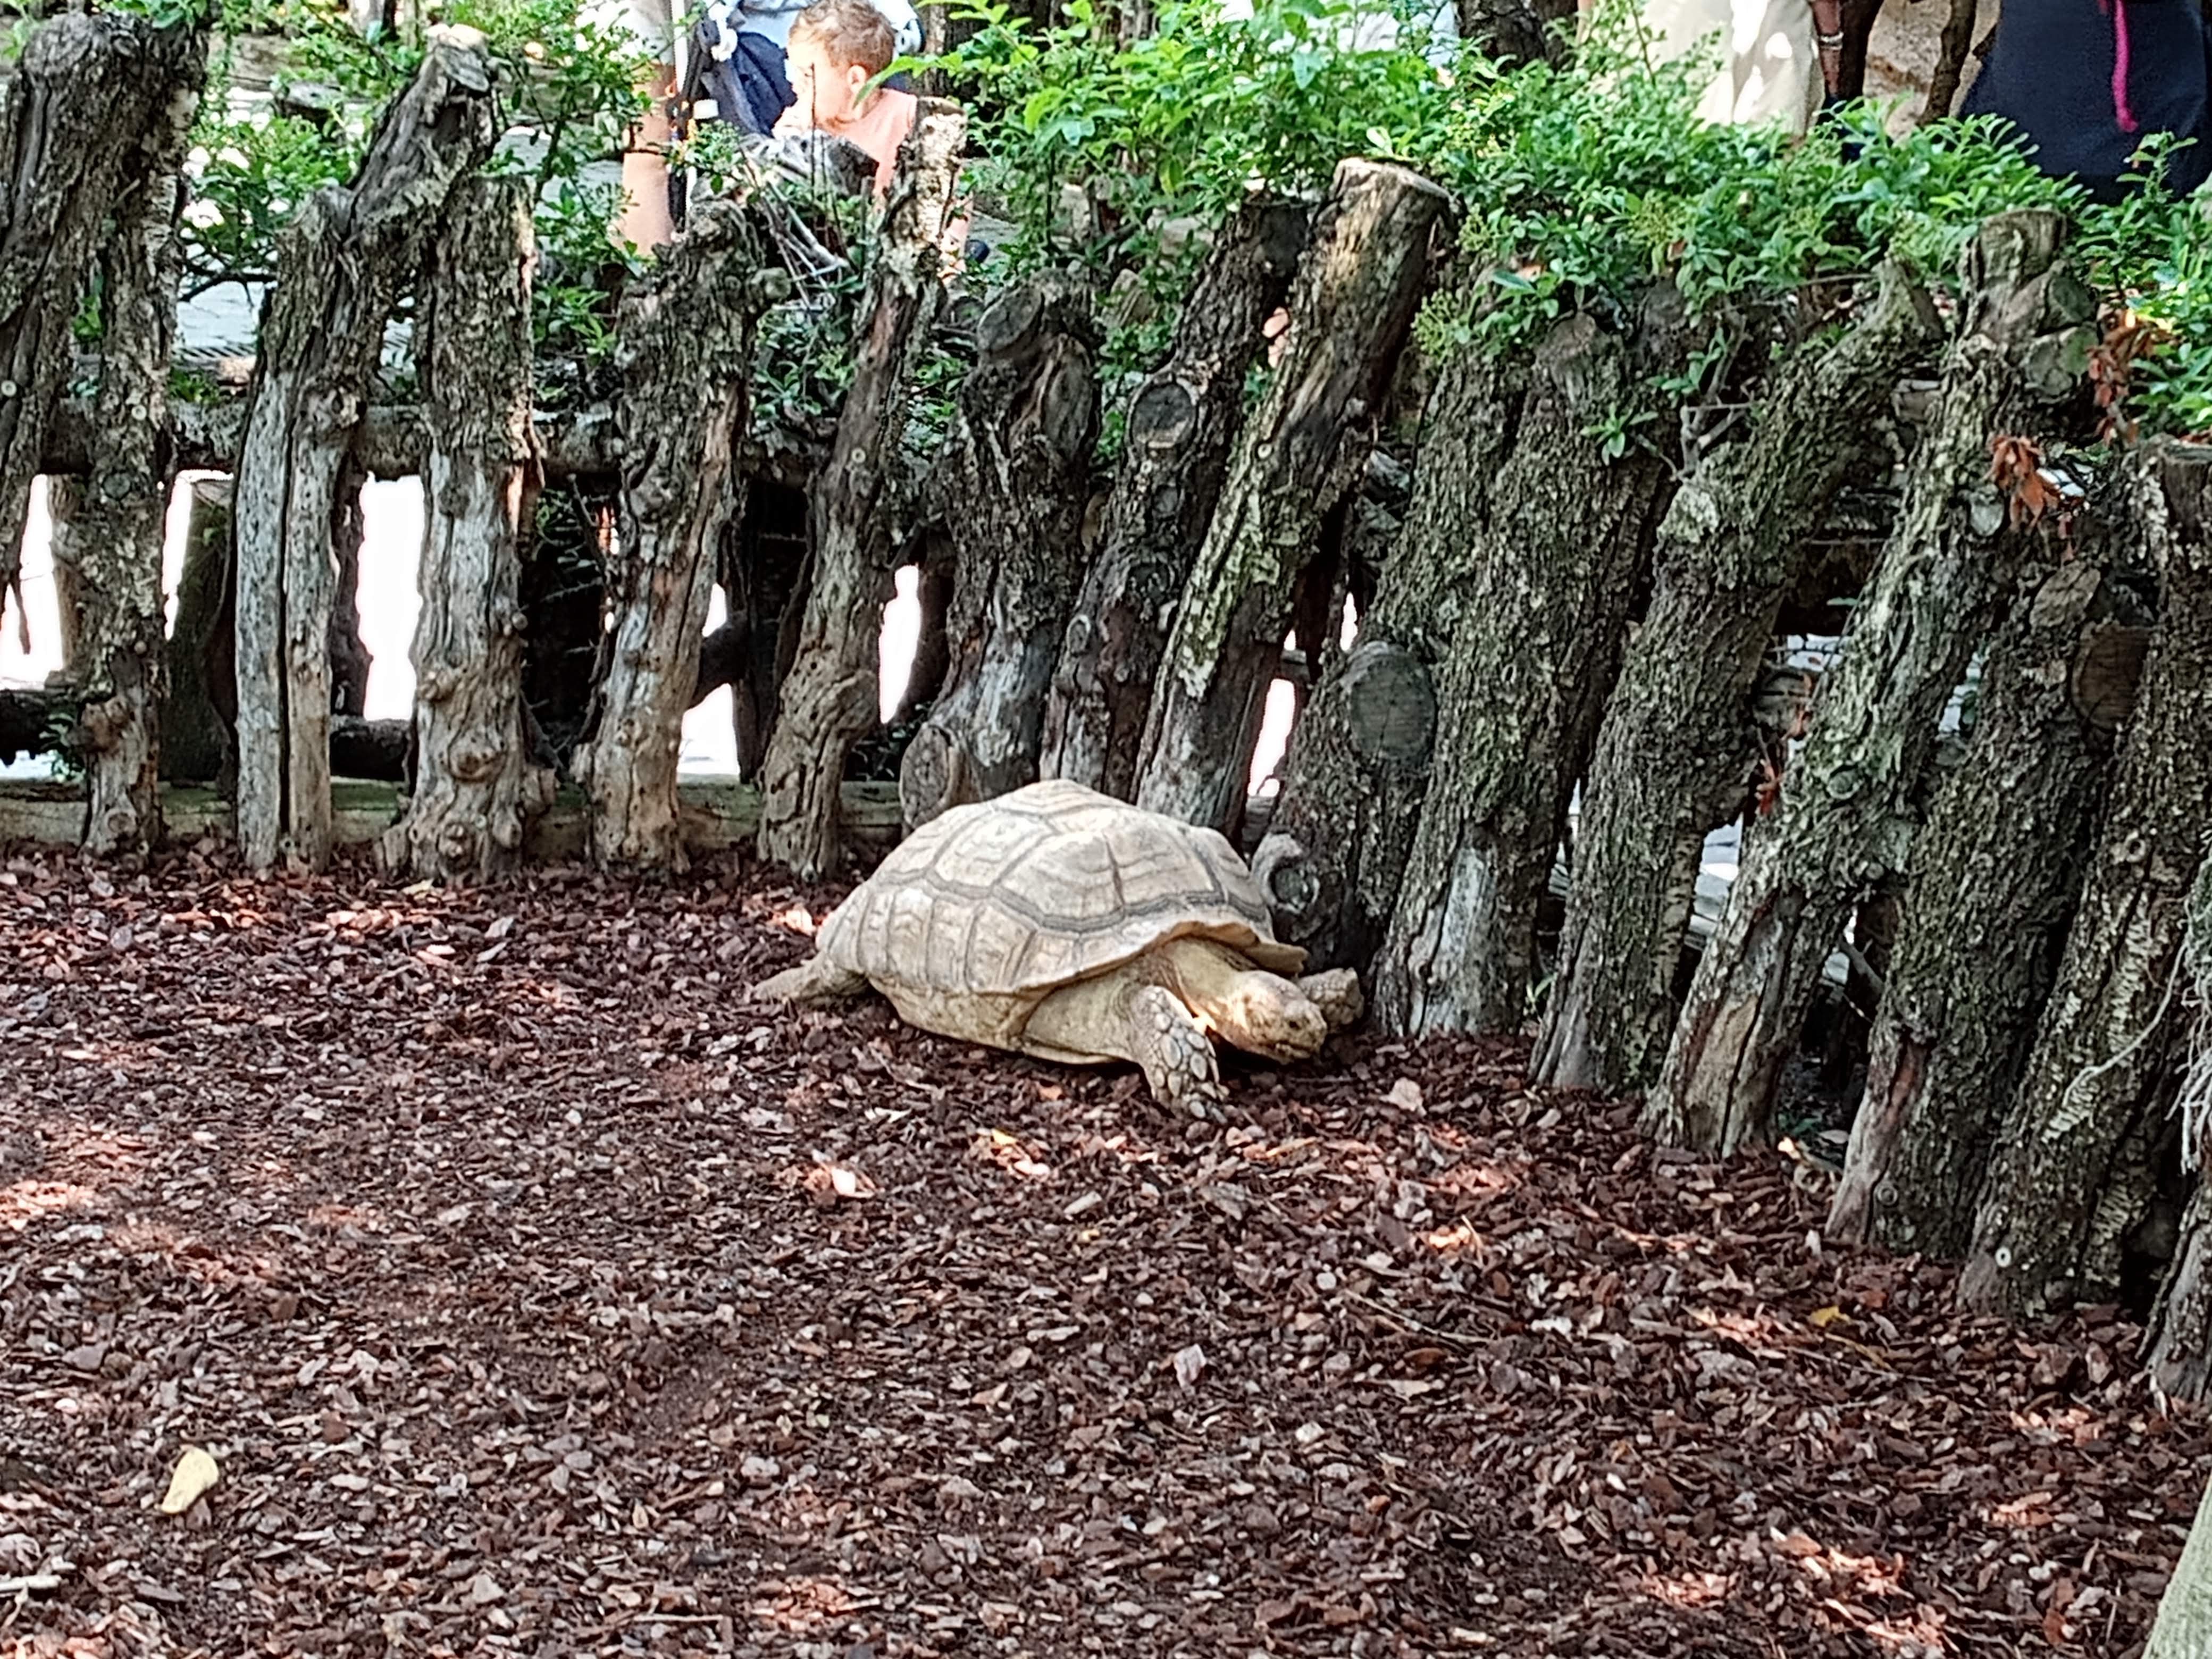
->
[[751, 780, 1362, 1112]]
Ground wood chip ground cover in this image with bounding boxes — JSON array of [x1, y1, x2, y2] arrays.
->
[[1, 850, 2205, 1657]]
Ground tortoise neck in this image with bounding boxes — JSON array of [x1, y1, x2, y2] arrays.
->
[[1157, 937, 1270, 1041]]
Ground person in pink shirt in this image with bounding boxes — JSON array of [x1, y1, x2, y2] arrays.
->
[[773, 0, 919, 196]]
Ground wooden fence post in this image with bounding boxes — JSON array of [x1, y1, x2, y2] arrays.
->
[[1134, 159, 1451, 836], [231, 27, 497, 871], [756, 102, 967, 879], [1364, 301, 1683, 1034], [1826, 538, 2139, 1252], [1248, 354, 1522, 975], [0, 13, 197, 644], [898, 277, 1099, 830], [1963, 443, 2212, 1319], [379, 175, 555, 882], [75, 44, 206, 858], [571, 199, 783, 870]]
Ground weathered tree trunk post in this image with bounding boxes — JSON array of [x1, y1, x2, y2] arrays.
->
[[1363, 301, 1682, 1035], [1532, 264, 1940, 1095], [1645, 215, 2096, 1155], [72, 43, 206, 858], [756, 103, 966, 878], [162, 476, 237, 785], [1134, 160, 1452, 836], [1826, 546, 2139, 1252], [1962, 443, 2212, 1319], [2147, 1472, 2212, 1658], [231, 28, 497, 872], [378, 177, 555, 882], [571, 200, 782, 871], [0, 13, 196, 641], [898, 278, 1099, 829], [1042, 198, 1310, 799]]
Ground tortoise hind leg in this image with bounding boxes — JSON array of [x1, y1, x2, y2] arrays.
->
[[751, 952, 870, 1004]]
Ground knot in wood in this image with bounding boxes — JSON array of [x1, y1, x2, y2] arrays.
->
[[1249, 834, 1317, 921], [450, 743, 502, 783]]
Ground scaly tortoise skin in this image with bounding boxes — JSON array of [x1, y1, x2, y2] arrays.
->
[[751, 780, 1362, 1113]]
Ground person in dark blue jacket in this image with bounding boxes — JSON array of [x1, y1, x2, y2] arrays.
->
[[1960, 0, 2212, 200]]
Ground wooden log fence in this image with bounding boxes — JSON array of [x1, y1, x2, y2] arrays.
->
[[13, 4, 2212, 1398]]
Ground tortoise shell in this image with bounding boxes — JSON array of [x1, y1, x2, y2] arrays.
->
[[816, 780, 1306, 1009]]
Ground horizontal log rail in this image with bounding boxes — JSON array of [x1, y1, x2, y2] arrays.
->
[[40, 392, 829, 490], [0, 775, 906, 865]]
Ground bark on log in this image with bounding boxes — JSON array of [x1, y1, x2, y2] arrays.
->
[[162, 477, 236, 785], [1134, 161, 1452, 836], [231, 28, 497, 872], [1249, 359, 1512, 974], [572, 200, 783, 872], [1962, 445, 2212, 1319], [756, 102, 966, 878], [2152, 1189, 2212, 1405], [73, 44, 206, 859], [1533, 264, 1941, 1096], [1826, 548, 2135, 1253], [2147, 1473, 2212, 1658], [898, 278, 1099, 830], [379, 176, 555, 883], [2147, 851, 2212, 1401], [1364, 303, 1686, 1035], [1042, 198, 1310, 800], [0, 13, 191, 638], [1645, 215, 2096, 1155]]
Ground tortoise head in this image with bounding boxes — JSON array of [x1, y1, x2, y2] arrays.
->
[[1209, 970, 1328, 1063]]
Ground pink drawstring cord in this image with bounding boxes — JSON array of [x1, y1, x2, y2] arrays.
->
[[2100, 0, 2140, 133]]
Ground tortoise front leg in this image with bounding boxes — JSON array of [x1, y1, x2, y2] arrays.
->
[[1128, 985, 1228, 1120]]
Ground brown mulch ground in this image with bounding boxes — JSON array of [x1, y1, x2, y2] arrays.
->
[[2, 849, 2207, 1659]]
